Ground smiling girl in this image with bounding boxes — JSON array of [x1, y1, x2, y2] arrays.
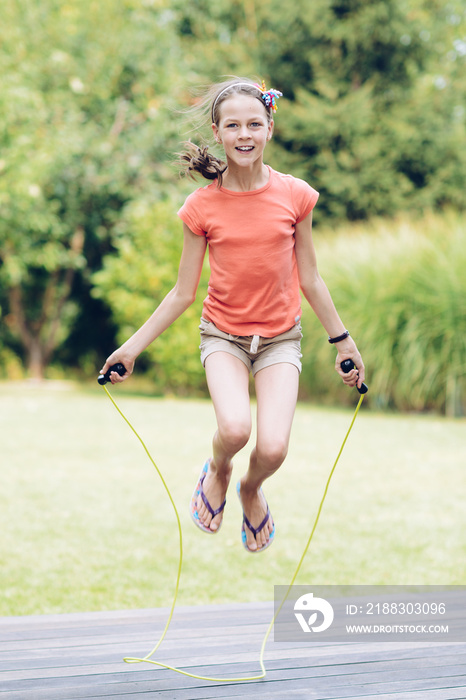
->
[[100, 78, 365, 553]]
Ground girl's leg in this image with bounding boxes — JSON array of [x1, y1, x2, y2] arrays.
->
[[196, 351, 252, 531], [239, 362, 299, 551]]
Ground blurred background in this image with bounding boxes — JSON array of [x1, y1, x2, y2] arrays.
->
[[1, 0, 465, 415]]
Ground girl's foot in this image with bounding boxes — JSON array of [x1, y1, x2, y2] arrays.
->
[[195, 458, 232, 532], [237, 479, 275, 552]]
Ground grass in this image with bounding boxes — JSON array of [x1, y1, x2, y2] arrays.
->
[[300, 210, 466, 415], [1, 380, 465, 616]]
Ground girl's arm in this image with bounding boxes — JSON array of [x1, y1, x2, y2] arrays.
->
[[100, 223, 207, 383], [295, 212, 365, 389]]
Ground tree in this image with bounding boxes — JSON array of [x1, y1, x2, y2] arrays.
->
[[0, 0, 183, 378], [173, 0, 466, 222]]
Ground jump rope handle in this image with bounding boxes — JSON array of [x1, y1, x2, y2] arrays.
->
[[97, 363, 127, 385], [340, 359, 368, 394]]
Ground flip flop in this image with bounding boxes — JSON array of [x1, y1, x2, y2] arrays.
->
[[190, 459, 226, 534], [236, 481, 275, 553]]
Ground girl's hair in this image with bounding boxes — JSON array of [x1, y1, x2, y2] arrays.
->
[[179, 141, 227, 183], [179, 77, 272, 188]]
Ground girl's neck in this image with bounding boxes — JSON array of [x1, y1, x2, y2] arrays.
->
[[221, 163, 270, 192]]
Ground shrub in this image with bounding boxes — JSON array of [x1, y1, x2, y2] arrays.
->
[[92, 199, 209, 395], [301, 211, 466, 415]]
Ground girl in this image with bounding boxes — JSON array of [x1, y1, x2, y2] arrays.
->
[[100, 78, 365, 553]]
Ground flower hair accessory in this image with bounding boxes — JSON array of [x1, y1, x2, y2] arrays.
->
[[255, 80, 283, 112]]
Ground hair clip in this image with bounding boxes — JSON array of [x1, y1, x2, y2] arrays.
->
[[254, 80, 283, 112]]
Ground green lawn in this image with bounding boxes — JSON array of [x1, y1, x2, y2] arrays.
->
[[1, 380, 465, 616]]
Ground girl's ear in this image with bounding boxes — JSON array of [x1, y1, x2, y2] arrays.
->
[[212, 123, 221, 144], [267, 119, 274, 141]]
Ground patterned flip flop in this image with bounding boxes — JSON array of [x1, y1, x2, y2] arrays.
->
[[190, 459, 226, 534], [236, 481, 275, 553]]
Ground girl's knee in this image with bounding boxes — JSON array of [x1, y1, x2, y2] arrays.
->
[[256, 439, 289, 472], [218, 420, 251, 454]]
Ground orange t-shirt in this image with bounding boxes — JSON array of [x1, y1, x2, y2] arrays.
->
[[177, 166, 319, 337]]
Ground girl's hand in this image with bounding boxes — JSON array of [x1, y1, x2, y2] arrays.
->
[[334, 338, 365, 390], [99, 351, 135, 384]]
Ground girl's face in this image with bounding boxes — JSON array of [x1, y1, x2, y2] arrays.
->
[[212, 94, 273, 169]]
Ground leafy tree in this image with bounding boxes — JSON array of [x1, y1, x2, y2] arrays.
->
[[0, 0, 183, 378], [173, 0, 466, 222]]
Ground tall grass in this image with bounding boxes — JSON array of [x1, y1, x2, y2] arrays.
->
[[301, 211, 466, 415]]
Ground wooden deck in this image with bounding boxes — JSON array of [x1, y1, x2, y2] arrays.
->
[[1, 602, 465, 699]]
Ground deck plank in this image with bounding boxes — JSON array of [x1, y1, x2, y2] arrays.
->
[[1, 603, 465, 699]]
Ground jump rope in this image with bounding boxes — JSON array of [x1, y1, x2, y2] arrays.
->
[[98, 359, 367, 682]]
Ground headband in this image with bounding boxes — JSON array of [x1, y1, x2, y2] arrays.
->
[[211, 80, 283, 119]]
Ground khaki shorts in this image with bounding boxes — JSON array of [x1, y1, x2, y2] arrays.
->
[[199, 318, 303, 375]]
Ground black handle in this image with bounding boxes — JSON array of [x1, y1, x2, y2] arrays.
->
[[340, 359, 368, 394], [97, 363, 127, 385]]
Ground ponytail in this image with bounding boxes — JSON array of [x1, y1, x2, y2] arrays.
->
[[179, 77, 278, 187], [179, 141, 227, 187]]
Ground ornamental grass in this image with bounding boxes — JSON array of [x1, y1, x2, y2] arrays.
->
[[301, 210, 466, 416]]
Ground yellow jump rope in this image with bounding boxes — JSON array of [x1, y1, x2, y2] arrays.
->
[[98, 360, 367, 682]]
